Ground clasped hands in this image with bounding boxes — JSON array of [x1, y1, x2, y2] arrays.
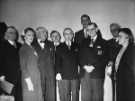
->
[[83, 65, 95, 73]]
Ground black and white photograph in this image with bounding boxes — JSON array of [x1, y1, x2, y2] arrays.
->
[[0, 0, 135, 101]]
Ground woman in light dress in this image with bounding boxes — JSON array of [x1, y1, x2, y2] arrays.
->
[[19, 27, 43, 101]]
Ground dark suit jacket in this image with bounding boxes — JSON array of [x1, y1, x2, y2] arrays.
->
[[107, 38, 121, 62], [55, 42, 79, 80], [74, 29, 86, 46], [116, 44, 135, 101], [32, 40, 55, 78], [107, 38, 121, 79], [79, 35, 109, 79], [50, 42, 62, 76]]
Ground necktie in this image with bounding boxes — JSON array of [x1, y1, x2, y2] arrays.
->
[[40, 40, 44, 43], [89, 39, 94, 47], [84, 29, 88, 38], [66, 42, 71, 50]]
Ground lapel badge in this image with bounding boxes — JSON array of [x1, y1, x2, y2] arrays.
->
[[34, 51, 38, 56], [97, 45, 102, 55], [89, 43, 93, 47]]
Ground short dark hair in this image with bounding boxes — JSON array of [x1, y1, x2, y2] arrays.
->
[[81, 14, 91, 21], [50, 30, 61, 39], [119, 28, 134, 44], [24, 27, 35, 35], [23, 27, 36, 42]]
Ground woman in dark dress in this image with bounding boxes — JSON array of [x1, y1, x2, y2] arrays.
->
[[115, 28, 135, 101]]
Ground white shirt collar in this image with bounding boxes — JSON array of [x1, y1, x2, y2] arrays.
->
[[91, 35, 97, 42], [65, 41, 71, 46], [54, 42, 60, 46], [8, 40, 15, 46], [38, 39, 43, 43]]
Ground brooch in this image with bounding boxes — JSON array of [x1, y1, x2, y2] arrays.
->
[[34, 51, 38, 56]]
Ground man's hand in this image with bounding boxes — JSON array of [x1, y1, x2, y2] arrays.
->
[[84, 65, 95, 73], [105, 65, 112, 76], [56, 73, 62, 80], [0, 75, 5, 81], [108, 61, 113, 67]]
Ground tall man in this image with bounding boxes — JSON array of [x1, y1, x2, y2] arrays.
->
[[32, 26, 55, 101], [107, 23, 121, 65], [56, 28, 79, 101], [74, 14, 91, 46], [79, 22, 109, 101]]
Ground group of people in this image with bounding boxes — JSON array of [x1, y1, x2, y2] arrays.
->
[[0, 14, 135, 101]]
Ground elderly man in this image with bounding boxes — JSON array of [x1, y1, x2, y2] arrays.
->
[[56, 28, 79, 101], [74, 14, 91, 46], [32, 26, 55, 101], [107, 23, 121, 101]]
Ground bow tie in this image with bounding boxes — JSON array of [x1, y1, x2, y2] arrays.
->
[[40, 41, 44, 43]]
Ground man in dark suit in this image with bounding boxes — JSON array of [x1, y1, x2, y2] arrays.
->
[[115, 28, 135, 101], [107, 23, 121, 65], [106, 23, 121, 101], [56, 28, 79, 101], [79, 22, 109, 101], [0, 26, 22, 101], [74, 14, 91, 46], [32, 26, 55, 101], [50, 30, 61, 70], [50, 30, 61, 101]]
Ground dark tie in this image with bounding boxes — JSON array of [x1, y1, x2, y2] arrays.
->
[[89, 39, 94, 47], [40, 40, 44, 43]]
